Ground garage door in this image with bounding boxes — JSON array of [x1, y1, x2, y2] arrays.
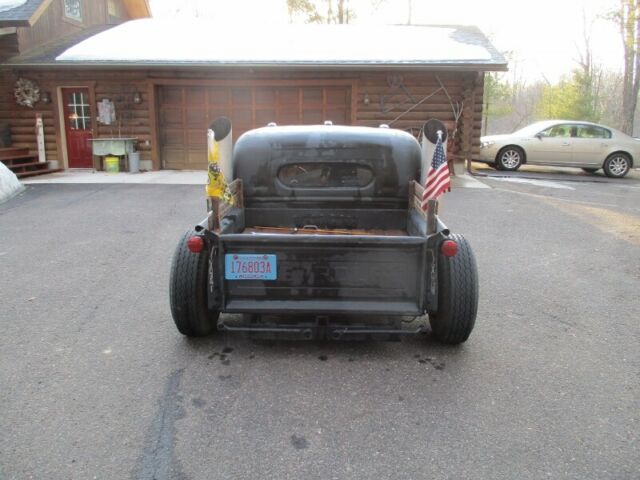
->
[[159, 84, 352, 170]]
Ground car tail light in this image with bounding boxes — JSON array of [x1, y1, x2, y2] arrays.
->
[[441, 239, 458, 257], [187, 236, 204, 253]]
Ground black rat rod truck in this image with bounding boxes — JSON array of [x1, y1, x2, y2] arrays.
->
[[169, 121, 478, 344]]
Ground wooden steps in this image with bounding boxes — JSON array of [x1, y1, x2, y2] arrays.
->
[[0, 147, 61, 178]]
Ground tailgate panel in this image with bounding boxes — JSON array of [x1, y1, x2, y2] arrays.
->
[[219, 234, 426, 315]]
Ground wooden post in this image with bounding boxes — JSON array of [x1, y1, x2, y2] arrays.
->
[[460, 73, 477, 171], [35, 113, 46, 163], [426, 199, 438, 234], [207, 197, 220, 231]]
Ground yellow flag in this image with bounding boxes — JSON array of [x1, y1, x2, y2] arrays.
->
[[206, 130, 233, 204]]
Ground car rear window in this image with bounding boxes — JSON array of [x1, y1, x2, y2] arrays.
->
[[576, 125, 612, 139], [278, 163, 374, 188]]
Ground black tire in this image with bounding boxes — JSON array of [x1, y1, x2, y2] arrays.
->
[[496, 146, 524, 171], [169, 230, 220, 336], [429, 234, 479, 344], [582, 168, 599, 174], [603, 153, 631, 178]]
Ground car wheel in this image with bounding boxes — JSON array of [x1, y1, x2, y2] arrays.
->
[[496, 146, 524, 171], [603, 153, 631, 178], [169, 230, 220, 336], [582, 168, 599, 174], [429, 234, 479, 344]]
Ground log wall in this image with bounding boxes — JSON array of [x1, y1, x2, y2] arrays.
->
[[0, 67, 484, 170]]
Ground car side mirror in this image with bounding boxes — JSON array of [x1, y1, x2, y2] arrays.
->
[[535, 133, 543, 140]]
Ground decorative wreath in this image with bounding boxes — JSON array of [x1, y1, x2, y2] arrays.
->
[[14, 78, 40, 108]]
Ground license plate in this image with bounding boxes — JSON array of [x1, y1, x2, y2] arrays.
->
[[225, 254, 277, 280]]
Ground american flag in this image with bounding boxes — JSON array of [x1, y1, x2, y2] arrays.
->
[[421, 135, 450, 209]]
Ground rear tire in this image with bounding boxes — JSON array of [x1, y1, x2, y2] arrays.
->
[[429, 234, 479, 344], [603, 153, 631, 178], [169, 230, 220, 336]]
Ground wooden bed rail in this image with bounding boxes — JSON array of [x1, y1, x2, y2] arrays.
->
[[208, 178, 244, 231], [409, 180, 438, 234]]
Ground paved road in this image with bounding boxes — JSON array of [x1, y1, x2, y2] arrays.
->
[[1, 176, 638, 480]]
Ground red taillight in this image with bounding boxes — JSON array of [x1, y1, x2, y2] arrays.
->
[[441, 239, 458, 257], [187, 236, 204, 253]]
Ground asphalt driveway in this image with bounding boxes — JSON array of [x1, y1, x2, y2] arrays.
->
[[0, 180, 638, 479]]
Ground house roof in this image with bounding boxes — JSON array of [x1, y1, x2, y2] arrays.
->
[[0, 0, 51, 27], [1, 24, 114, 66], [0, 0, 150, 28], [49, 19, 507, 71]]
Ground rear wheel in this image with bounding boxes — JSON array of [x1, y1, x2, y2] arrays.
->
[[603, 153, 631, 178], [169, 230, 220, 336], [429, 234, 479, 344], [496, 146, 524, 171]]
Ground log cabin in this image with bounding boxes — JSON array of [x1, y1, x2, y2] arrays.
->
[[0, 1, 506, 176]]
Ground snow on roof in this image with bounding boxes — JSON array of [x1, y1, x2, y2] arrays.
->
[[55, 19, 506, 69], [0, 0, 46, 24], [0, 0, 27, 13]]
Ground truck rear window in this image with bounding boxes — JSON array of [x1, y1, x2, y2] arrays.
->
[[278, 163, 374, 188]]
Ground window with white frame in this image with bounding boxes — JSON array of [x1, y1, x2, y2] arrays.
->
[[67, 91, 91, 130]]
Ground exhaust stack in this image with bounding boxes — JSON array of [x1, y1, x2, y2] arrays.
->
[[206, 116, 233, 198], [206, 117, 233, 230]]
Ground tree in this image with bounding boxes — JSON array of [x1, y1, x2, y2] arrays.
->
[[575, 10, 603, 122], [287, 0, 356, 23], [597, 71, 625, 129], [536, 71, 601, 121], [609, 0, 640, 134], [481, 51, 540, 135], [482, 73, 512, 135], [287, 0, 321, 23], [536, 12, 604, 124]]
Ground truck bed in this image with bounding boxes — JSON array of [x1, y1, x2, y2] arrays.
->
[[243, 226, 408, 236]]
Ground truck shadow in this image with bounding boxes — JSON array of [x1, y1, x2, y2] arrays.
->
[[182, 328, 470, 371]]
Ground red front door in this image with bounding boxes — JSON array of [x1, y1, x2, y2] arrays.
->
[[62, 88, 93, 168]]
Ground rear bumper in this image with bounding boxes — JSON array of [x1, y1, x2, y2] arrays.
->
[[223, 299, 422, 316], [217, 318, 427, 340]]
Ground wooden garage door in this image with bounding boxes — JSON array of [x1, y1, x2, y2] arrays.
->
[[159, 84, 351, 170]]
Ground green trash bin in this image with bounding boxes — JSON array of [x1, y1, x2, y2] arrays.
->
[[105, 156, 119, 173]]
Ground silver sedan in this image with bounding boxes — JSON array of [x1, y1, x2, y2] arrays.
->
[[477, 120, 638, 178]]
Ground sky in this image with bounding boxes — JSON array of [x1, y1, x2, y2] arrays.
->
[[148, 0, 622, 83]]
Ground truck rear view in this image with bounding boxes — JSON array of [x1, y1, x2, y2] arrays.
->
[[170, 123, 478, 344]]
